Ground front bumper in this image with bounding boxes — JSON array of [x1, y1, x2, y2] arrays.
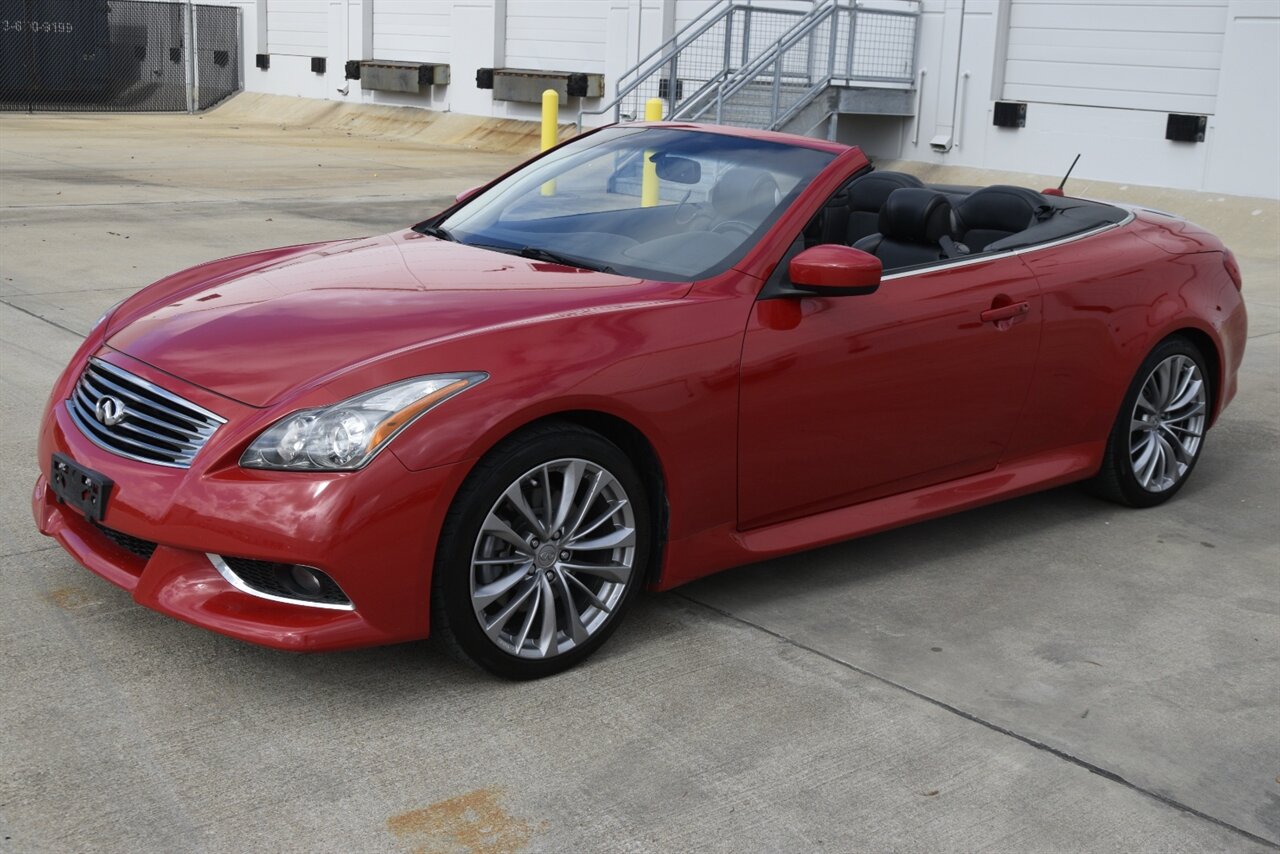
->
[[33, 352, 472, 651]]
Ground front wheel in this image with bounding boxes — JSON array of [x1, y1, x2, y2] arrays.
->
[[1090, 336, 1212, 507], [432, 423, 650, 679]]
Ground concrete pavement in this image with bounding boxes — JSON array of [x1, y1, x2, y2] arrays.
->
[[1, 97, 1277, 853]]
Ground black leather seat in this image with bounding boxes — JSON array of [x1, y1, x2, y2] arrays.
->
[[807, 170, 924, 245], [842, 171, 924, 244], [953, 185, 1051, 251], [853, 188, 956, 270]]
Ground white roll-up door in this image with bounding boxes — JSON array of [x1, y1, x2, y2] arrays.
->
[[1003, 0, 1228, 114], [266, 0, 328, 57], [505, 0, 609, 74], [372, 0, 450, 63]]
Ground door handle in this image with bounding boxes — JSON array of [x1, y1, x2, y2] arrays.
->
[[980, 301, 1030, 323]]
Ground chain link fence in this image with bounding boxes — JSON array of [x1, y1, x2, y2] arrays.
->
[[0, 0, 241, 112]]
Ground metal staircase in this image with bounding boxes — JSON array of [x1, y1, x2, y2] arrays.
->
[[580, 0, 920, 138]]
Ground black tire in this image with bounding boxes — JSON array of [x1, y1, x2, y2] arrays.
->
[[431, 421, 651, 679], [1090, 335, 1212, 508]]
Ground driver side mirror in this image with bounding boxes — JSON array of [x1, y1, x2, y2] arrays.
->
[[788, 244, 882, 296], [455, 185, 483, 203]]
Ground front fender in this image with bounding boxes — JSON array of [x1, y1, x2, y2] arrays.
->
[[384, 284, 754, 543]]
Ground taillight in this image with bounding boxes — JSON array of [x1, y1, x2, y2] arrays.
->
[[1223, 249, 1243, 290]]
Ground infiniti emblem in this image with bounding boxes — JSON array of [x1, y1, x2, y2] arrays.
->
[[95, 395, 127, 427]]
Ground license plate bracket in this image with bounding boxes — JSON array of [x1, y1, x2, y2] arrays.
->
[[50, 453, 113, 522]]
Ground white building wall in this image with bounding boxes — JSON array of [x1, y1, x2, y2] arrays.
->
[[198, 0, 1278, 198], [219, 0, 672, 124], [1203, 0, 1280, 198], [842, 0, 1279, 199], [674, 0, 715, 30]]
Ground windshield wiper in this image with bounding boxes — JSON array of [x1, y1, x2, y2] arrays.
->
[[469, 243, 616, 275], [514, 246, 617, 274], [418, 224, 456, 241]]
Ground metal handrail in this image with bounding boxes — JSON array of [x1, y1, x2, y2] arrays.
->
[[682, 1, 838, 124], [578, 0, 739, 129], [693, 1, 920, 131], [673, 1, 832, 122], [583, 0, 921, 134], [577, 2, 809, 130], [614, 0, 730, 93]]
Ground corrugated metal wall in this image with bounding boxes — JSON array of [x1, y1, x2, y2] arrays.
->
[[505, 0, 609, 74], [372, 0, 449, 63], [265, 0, 327, 56], [1003, 0, 1227, 114]]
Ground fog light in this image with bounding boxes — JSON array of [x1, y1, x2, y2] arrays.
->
[[208, 555, 353, 610], [291, 565, 323, 595]]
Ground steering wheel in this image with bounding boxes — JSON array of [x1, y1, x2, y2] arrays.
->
[[712, 220, 754, 238], [672, 191, 700, 226]]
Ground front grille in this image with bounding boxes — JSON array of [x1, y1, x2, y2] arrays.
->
[[220, 556, 353, 608], [92, 522, 158, 561], [66, 358, 225, 468]]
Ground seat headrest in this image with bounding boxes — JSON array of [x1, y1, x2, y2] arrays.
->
[[710, 166, 781, 221], [846, 171, 924, 213], [955, 185, 1050, 234], [878, 188, 954, 244]]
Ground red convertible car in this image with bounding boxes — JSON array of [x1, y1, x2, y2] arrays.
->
[[33, 123, 1246, 678]]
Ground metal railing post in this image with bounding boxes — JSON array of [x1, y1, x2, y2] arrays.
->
[[666, 54, 678, 117], [723, 13, 734, 77], [908, 14, 921, 82], [771, 56, 782, 125], [804, 30, 814, 84], [579, 0, 735, 129], [846, 4, 858, 81], [826, 10, 838, 80], [236, 5, 244, 92], [741, 8, 751, 65], [184, 0, 196, 113]]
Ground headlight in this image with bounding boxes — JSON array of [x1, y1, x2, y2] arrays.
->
[[240, 373, 487, 471]]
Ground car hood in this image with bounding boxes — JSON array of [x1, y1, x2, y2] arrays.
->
[[107, 231, 688, 407]]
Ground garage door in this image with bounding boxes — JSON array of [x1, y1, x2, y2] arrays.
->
[[506, 0, 608, 74], [1003, 0, 1228, 114], [372, 0, 449, 63], [266, 0, 327, 57]]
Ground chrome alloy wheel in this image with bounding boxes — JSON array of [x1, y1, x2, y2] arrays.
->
[[469, 458, 636, 659], [1129, 354, 1207, 493]]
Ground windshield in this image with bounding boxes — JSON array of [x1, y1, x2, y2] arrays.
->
[[432, 127, 835, 281]]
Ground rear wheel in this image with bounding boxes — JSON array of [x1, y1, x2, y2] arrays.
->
[[432, 423, 650, 679], [1091, 336, 1211, 507]]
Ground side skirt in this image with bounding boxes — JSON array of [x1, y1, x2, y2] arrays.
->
[[654, 441, 1104, 590]]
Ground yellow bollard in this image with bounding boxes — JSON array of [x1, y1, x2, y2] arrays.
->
[[641, 97, 663, 208], [541, 89, 558, 196]]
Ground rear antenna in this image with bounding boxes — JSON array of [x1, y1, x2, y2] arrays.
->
[[1045, 153, 1081, 197]]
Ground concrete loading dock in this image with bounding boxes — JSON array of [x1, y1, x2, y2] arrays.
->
[[1, 96, 1277, 851]]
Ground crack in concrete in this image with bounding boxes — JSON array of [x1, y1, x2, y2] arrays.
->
[[675, 591, 1280, 850], [1, 545, 61, 561], [0, 298, 84, 338]]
